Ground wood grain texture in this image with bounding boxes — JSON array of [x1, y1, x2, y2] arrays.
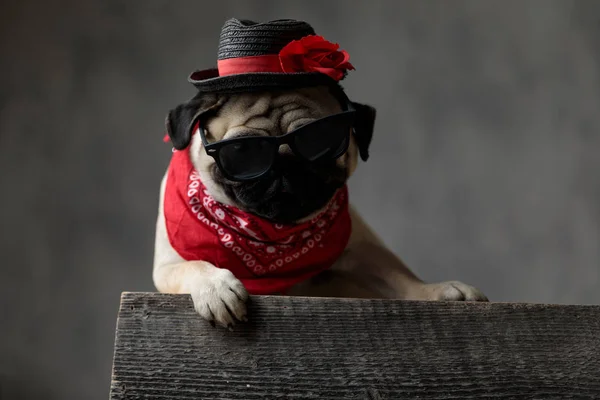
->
[[110, 292, 600, 399]]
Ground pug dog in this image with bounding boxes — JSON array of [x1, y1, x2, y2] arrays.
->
[[153, 84, 488, 329]]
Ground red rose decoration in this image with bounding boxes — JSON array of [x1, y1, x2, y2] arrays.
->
[[279, 35, 355, 81]]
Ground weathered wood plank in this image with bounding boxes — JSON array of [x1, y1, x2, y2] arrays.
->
[[110, 292, 600, 399]]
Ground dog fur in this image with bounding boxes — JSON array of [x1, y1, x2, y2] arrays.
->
[[153, 86, 487, 328]]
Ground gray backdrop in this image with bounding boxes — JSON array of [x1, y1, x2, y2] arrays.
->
[[1, 1, 599, 399]]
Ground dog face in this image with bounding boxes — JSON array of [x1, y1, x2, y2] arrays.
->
[[166, 85, 375, 224]]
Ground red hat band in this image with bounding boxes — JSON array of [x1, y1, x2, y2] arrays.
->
[[216, 35, 354, 82]]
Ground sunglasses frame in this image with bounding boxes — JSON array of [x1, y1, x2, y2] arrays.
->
[[197, 102, 357, 182]]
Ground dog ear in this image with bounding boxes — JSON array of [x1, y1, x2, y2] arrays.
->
[[165, 93, 222, 150], [351, 102, 376, 161]]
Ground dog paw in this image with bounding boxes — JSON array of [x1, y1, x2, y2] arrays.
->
[[418, 280, 488, 302], [189, 268, 249, 329]]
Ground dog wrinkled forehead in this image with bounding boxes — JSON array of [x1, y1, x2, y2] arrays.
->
[[206, 87, 343, 141], [166, 85, 375, 161]]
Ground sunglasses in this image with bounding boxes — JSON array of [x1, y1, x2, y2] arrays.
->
[[198, 105, 356, 181]]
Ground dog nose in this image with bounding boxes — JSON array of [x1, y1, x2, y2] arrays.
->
[[272, 152, 298, 172], [280, 177, 293, 193]]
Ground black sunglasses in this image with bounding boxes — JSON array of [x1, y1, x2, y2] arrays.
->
[[198, 105, 356, 181]]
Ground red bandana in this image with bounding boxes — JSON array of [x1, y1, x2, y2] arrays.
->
[[163, 147, 352, 295]]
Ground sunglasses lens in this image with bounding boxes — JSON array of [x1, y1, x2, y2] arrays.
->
[[293, 112, 354, 162], [218, 138, 275, 180]]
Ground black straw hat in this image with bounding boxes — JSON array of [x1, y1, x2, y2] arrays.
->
[[188, 18, 355, 93]]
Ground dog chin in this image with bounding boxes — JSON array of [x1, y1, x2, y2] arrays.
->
[[237, 186, 339, 224], [216, 164, 347, 224]]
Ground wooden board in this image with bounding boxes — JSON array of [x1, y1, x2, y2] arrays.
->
[[110, 292, 600, 399]]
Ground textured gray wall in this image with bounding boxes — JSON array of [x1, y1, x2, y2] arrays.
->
[[1, 1, 599, 399]]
